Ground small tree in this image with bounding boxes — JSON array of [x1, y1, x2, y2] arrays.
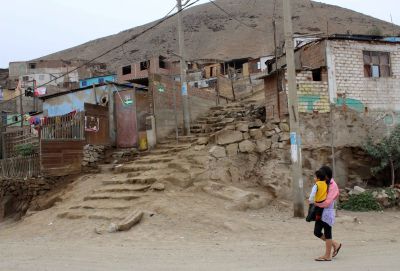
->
[[363, 125, 400, 187]]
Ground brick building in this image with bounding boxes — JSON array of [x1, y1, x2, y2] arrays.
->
[[260, 34, 400, 126], [118, 56, 217, 140]]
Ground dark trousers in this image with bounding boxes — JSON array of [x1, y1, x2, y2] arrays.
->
[[314, 219, 332, 240]]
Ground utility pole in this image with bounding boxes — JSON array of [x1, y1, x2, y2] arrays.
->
[[177, 0, 190, 135], [283, 0, 305, 218]]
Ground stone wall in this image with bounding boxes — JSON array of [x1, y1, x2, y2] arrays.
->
[[202, 117, 293, 200], [0, 177, 59, 221], [82, 144, 107, 167]]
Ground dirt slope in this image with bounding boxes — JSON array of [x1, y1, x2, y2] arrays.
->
[[37, 0, 399, 70]]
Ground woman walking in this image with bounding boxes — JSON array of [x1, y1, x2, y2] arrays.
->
[[314, 166, 342, 261]]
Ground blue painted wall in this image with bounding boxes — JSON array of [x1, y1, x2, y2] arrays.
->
[[43, 85, 123, 117], [79, 75, 116, 88]]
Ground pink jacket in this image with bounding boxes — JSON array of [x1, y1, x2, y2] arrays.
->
[[315, 179, 339, 208]]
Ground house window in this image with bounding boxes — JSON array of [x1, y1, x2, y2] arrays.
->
[[140, 61, 148, 71], [122, 65, 131, 75], [81, 80, 87, 87], [159, 56, 167, 69], [363, 51, 391, 78], [210, 67, 215, 77], [29, 63, 36, 69], [312, 68, 322, 81]]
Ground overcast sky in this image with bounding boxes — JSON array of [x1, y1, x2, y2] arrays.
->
[[0, 0, 398, 68]]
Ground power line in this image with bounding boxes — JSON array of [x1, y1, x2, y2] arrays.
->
[[121, 2, 179, 64], [1, 0, 200, 107], [208, 0, 264, 33]]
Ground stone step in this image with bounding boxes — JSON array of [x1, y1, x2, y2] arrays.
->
[[148, 147, 190, 155], [83, 192, 143, 201], [156, 143, 192, 149], [194, 120, 207, 124], [190, 129, 204, 134], [93, 184, 152, 194], [210, 106, 225, 111], [165, 136, 197, 144], [191, 123, 205, 128], [119, 165, 158, 173], [133, 157, 174, 164], [57, 209, 127, 221], [69, 201, 134, 211], [103, 177, 158, 185], [205, 117, 224, 124]]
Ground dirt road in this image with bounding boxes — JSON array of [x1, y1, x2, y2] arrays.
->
[[0, 235, 399, 270], [1, 172, 399, 270], [1, 209, 399, 270]]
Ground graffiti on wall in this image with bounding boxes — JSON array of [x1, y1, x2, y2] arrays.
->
[[298, 95, 329, 113], [298, 94, 400, 127]]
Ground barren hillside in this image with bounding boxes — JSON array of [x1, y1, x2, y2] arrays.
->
[[38, 0, 399, 70]]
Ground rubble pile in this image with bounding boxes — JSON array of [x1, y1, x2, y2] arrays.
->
[[82, 145, 108, 167]]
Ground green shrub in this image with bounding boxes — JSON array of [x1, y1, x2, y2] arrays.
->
[[363, 125, 400, 187], [339, 192, 382, 212], [15, 143, 36, 157]]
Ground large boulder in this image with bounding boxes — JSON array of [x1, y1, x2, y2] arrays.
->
[[197, 137, 209, 145], [239, 140, 256, 153], [279, 133, 290, 142], [236, 122, 249, 132], [249, 129, 263, 140], [255, 139, 272, 153], [216, 130, 243, 145], [226, 143, 239, 156], [248, 119, 263, 129], [279, 123, 290, 132], [209, 146, 226, 158]]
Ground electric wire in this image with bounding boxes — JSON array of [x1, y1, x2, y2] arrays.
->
[[0, 0, 200, 107], [208, 0, 264, 33]]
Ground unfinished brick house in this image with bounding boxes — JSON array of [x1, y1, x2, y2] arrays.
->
[[261, 34, 400, 126], [118, 55, 217, 141]]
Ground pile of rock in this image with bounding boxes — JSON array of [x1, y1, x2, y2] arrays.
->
[[82, 145, 107, 167], [205, 118, 290, 158]]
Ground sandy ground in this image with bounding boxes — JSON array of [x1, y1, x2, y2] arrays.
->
[[1, 171, 399, 270]]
